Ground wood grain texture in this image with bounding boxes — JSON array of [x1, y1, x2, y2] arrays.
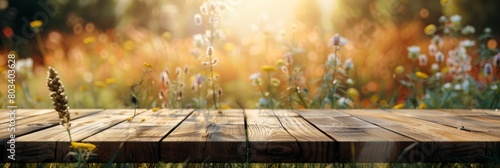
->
[[12, 109, 146, 162], [161, 109, 246, 163], [296, 109, 414, 163], [0, 109, 54, 124], [83, 109, 194, 162], [246, 109, 334, 163], [343, 109, 500, 163]]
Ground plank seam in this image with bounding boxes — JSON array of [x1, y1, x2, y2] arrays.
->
[[293, 109, 340, 162], [158, 109, 196, 161], [269, 109, 306, 162]]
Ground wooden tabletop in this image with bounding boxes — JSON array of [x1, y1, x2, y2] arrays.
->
[[1, 109, 499, 163]]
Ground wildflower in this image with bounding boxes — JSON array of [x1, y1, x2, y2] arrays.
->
[[416, 71, 429, 79], [418, 54, 428, 66], [344, 58, 354, 71], [249, 73, 261, 80], [178, 90, 183, 100], [494, 53, 500, 68], [160, 71, 168, 84], [337, 97, 352, 107], [2, 26, 13, 38], [194, 14, 203, 25], [261, 65, 276, 72], [450, 15, 462, 24], [152, 107, 160, 112], [200, 4, 209, 15], [407, 46, 420, 60], [270, 78, 280, 86], [443, 83, 452, 90], [435, 51, 444, 64], [83, 37, 95, 44], [329, 33, 348, 48], [431, 63, 439, 72], [484, 27, 492, 34], [435, 72, 442, 79], [484, 63, 493, 76], [327, 53, 341, 66], [460, 39, 475, 47], [424, 24, 437, 35], [347, 88, 360, 100], [492, 84, 498, 90], [487, 39, 497, 50], [16, 58, 33, 74], [284, 52, 293, 65], [217, 88, 223, 97], [439, 16, 448, 23], [393, 103, 405, 109], [281, 66, 288, 73], [70, 142, 96, 151], [418, 103, 426, 109], [195, 74, 205, 86], [428, 44, 437, 56], [346, 78, 354, 85], [211, 58, 219, 66], [30, 20, 43, 29], [461, 25, 475, 35], [394, 65, 405, 75], [206, 46, 214, 57], [454, 84, 462, 90], [143, 62, 153, 68], [258, 97, 268, 106]]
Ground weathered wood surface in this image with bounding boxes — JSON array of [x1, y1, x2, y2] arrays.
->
[[84, 109, 194, 162], [8, 109, 146, 162], [1, 109, 499, 163], [161, 109, 246, 163], [246, 109, 334, 162]]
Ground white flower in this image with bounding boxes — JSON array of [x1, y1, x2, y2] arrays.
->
[[249, 73, 261, 80], [435, 72, 442, 79], [484, 27, 492, 34], [329, 34, 348, 48], [450, 15, 462, 23], [492, 84, 498, 90], [439, 16, 448, 23], [418, 54, 428, 66], [194, 14, 203, 25], [435, 51, 444, 64], [407, 46, 420, 60], [344, 58, 354, 70], [443, 82, 452, 90], [16, 58, 33, 74], [460, 39, 475, 47], [454, 84, 462, 90], [327, 53, 341, 66], [428, 44, 437, 56], [461, 25, 475, 35], [431, 63, 439, 71], [346, 78, 354, 85], [337, 97, 352, 107]]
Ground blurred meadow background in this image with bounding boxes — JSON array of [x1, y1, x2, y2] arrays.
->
[[1, 0, 499, 110]]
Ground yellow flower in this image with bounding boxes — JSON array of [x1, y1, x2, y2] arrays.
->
[[418, 103, 426, 109], [94, 81, 107, 88], [370, 94, 380, 103], [161, 32, 171, 40], [143, 62, 153, 68], [270, 78, 281, 86], [261, 65, 276, 72], [152, 107, 160, 112], [416, 71, 429, 79], [394, 65, 405, 75], [70, 142, 96, 151], [347, 88, 360, 100], [83, 37, 95, 44], [105, 78, 116, 84], [275, 59, 285, 66], [393, 103, 405, 109], [379, 100, 388, 107], [123, 40, 135, 51], [30, 20, 43, 28], [424, 24, 437, 35], [220, 105, 231, 109]]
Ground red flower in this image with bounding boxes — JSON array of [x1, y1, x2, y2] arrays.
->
[[3, 27, 13, 38]]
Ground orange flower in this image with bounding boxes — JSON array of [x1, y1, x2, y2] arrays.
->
[[2, 27, 13, 38]]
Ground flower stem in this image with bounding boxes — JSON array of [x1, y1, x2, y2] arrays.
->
[[35, 32, 46, 57]]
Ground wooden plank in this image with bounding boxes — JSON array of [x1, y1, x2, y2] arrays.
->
[[343, 109, 500, 163], [391, 109, 500, 136], [246, 109, 334, 162], [296, 109, 414, 163], [11, 109, 146, 162], [161, 109, 246, 163], [0, 109, 54, 124], [83, 109, 194, 162], [0, 109, 103, 140], [0, 109, 103, 162]]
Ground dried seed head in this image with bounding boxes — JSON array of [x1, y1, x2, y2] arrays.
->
[[47, 67, 71, 128], [207, 46, 214, 57]]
